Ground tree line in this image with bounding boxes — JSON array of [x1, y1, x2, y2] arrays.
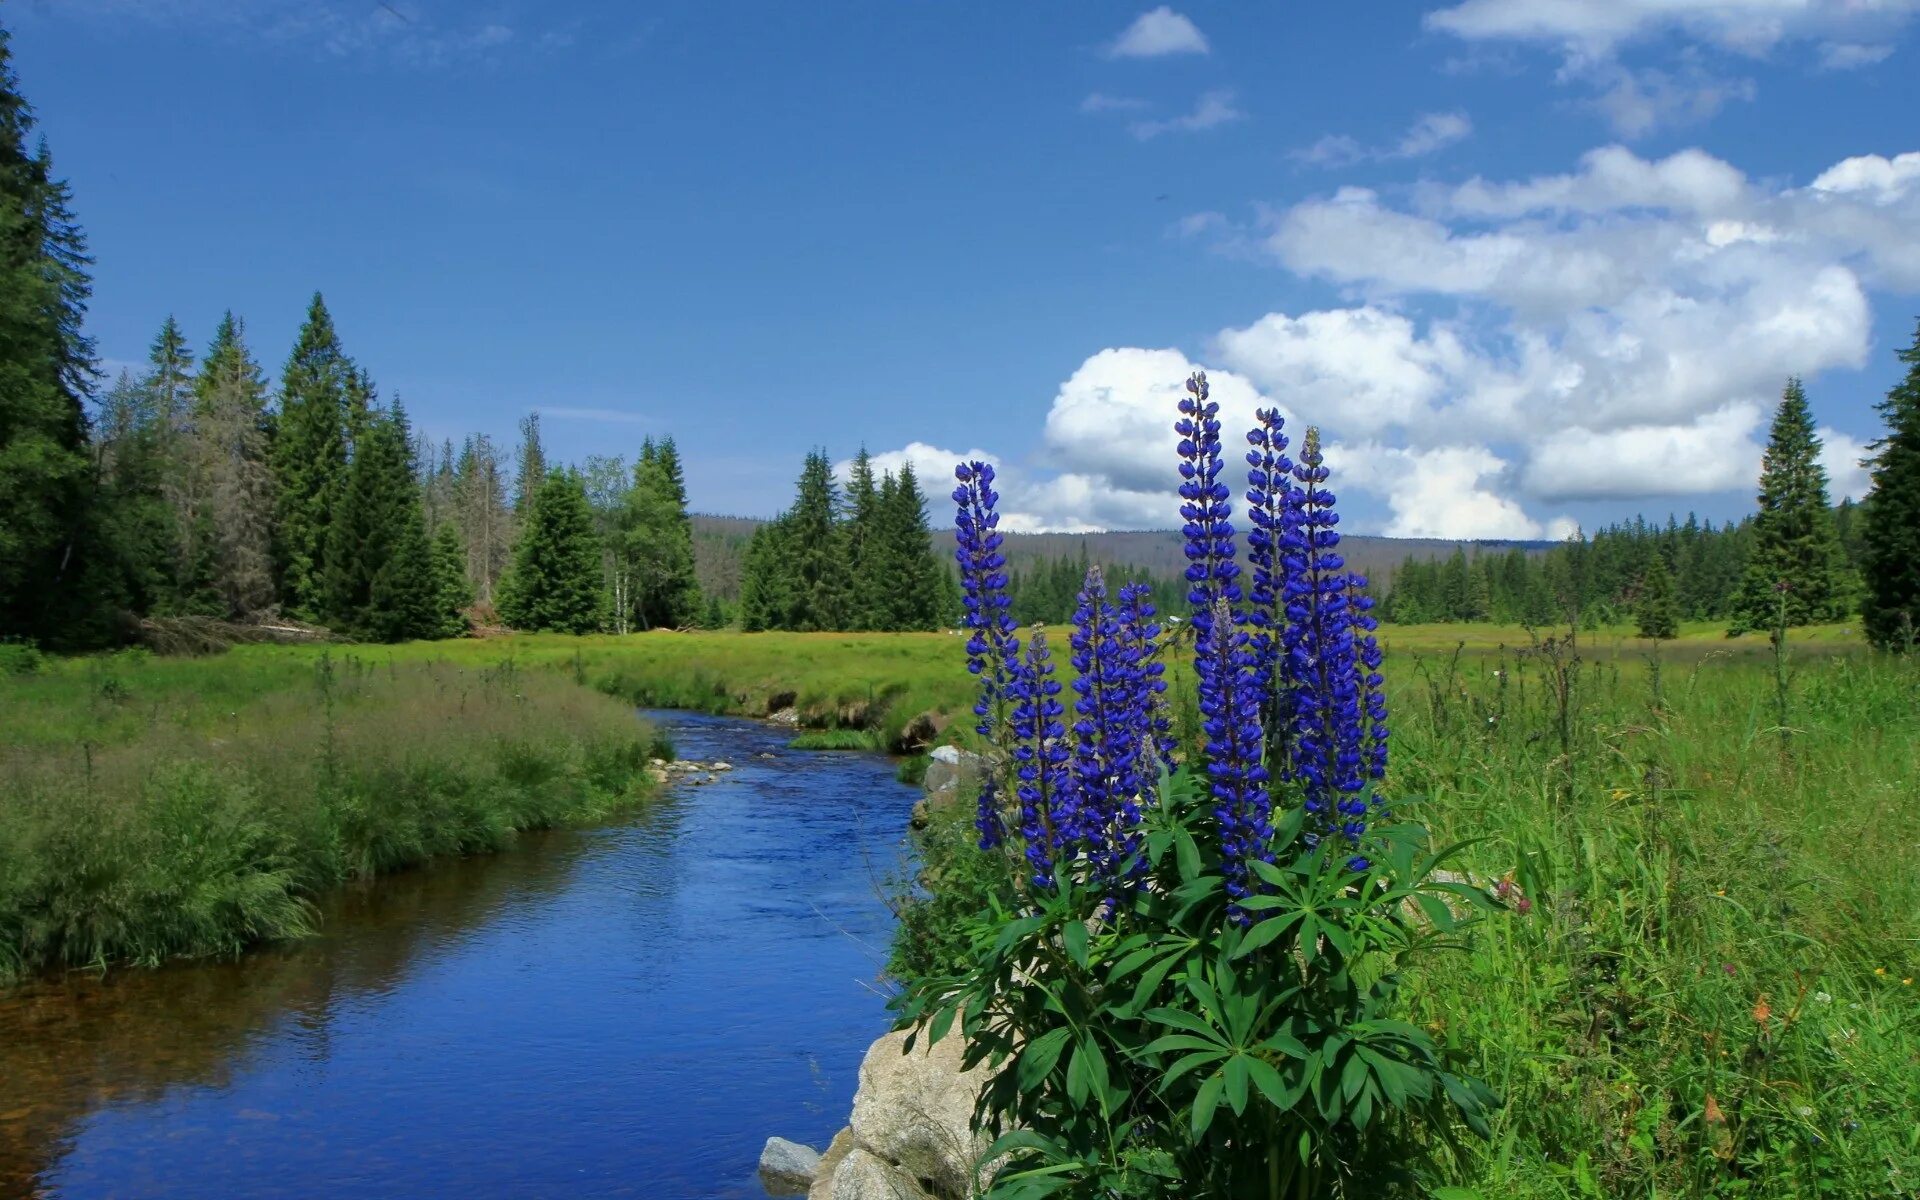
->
[[1383, 367, 1920, 648], [739, 448, 956, 631]]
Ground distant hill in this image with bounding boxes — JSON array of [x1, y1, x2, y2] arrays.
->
[[690, 514, 1551, 603]]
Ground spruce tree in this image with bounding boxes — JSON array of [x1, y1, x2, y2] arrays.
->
[[1861, 321, 1920, 650], [513, 410, 546, 515], [322, 402, 436, 641], [1728, 379, 1855, 631], [428, 520, 473, 639], [739, 518, 792, 632], [630, 437, 700, 629], [454, 433, 512, 604], [0, 26, 100, 643], [90, 369, 180, 616], [272, 292, 353, 620], [842, 447, 882, 629], [1636, 552, 1679, 639], [191, 313, 277, 619], [869, 464, 943, 630], [498, 468, 603, 633], [781, 450, 848, 630]]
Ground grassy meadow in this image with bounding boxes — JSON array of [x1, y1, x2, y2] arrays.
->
[[3, 621, 1916, 1195], [0, 648, 663, 985]]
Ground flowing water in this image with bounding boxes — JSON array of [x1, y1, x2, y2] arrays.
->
[[0, 711, 914, 1199]]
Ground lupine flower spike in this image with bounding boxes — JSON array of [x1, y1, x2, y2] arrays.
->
[[1176, 373, 1272, 920]]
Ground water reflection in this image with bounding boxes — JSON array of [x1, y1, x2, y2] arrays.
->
[[0, 711, 910, 1199]]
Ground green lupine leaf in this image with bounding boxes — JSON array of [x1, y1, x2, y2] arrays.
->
[[1018, 1027, 1073, 1090], [1161, 1049, 1227, 1089], [1223, 1053, 1250, 1115], [1062, 920, 1089, 970], [1191, 1071, 1225, 1138]]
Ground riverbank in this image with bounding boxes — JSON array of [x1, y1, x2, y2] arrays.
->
[[887, 636, 1920, 1198], [0, 651, 661, 985], [2, 708, 913, 1198]]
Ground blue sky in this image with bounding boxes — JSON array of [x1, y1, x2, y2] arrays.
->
[[12, 0, 1920, 534]]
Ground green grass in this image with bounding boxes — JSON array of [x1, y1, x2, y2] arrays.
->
[[889, 623, 1920, 1199], [0, 650, 657, 984], [5, 621, 1914, 1196]]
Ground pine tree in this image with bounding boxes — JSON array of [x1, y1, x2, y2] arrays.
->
[[191, 313, 277, 619], [89, 368, 180, 616], [454, 433, 512, 604], [272, 292, 353, 620], [321, 401, 436, 641], [0, 26, 100, 643], [842, 447, 883, 629], [630, 437, 700, 629], [498, 469, 603, 633], [428, 520, 472, 639], [739, 518, 791, 632], [513, 410, 546, 515], [1636, 552, 1679, 639], [780, 450, 847, 630], [869, 464, 943, 630], [1862, 321, 1920, 650], [1728, 379, 1855, 631]]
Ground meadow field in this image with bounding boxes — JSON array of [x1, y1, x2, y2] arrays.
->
[[3, 623, 1916, 1195]]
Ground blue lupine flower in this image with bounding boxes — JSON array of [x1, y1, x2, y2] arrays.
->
[[954, 462, 1023, 850], [1115, 582, 1175, 775], [1177, 373, 1271, 919], [1009, 630, 1074, 890], [1280, 428, 1374, 857], [1070, 568, 1154, 886], [1243, 407, 1299, 779]]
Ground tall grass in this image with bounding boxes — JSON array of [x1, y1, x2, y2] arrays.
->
[[1385, 639, 1920, 1198], [0, 652, 657, 984], [892, 627, 1919, 1198]]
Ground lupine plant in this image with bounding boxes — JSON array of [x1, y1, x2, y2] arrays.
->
[[898, 374, 1499, 1199]]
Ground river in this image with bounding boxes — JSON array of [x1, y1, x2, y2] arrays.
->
[[0, 710, 914, 1198]]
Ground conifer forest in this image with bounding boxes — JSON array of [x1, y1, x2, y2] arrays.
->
[[4, 10, 1920, 1200]]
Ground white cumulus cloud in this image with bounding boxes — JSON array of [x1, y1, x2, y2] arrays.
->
[[1107, 7, 1210, 58]]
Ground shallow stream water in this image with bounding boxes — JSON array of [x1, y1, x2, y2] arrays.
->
[[0, 710, 913, 1198]]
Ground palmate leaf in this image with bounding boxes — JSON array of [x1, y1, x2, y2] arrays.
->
[[1018, 1026, 1074, 1091], [1191, 1071, 1226, 1138], [1245, 1054, 1307, 1113]]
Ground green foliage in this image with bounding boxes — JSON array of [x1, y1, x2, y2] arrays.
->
[[498, 469, 604, 634], [428, 521, 473, 638], [0, 26, 101, 646], [271, 292, 354, 620], [628, 437, 701, 629], [1862, 321, 1920, 651], [0, 653, 657, 983], [1635, 552, 1679, 640], [1729, 380, 1856, 631], [322, 402, 439, 641], [898, 775, 1500, 1199]]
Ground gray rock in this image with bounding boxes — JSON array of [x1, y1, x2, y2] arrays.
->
[[922, 749, 985, 798], [825, 1148, 932, 1200], [759, 1136, 823, 1197], [846, 1025, 994, 1200]]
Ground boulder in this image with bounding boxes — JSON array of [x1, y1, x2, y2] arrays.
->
[[823, 1148, 933, 1200], [846, 1025, 994, 1200], [890, 710, 951, 754], [769, 707, 801, 728], [922, 748, 985, 799], [807, 1129, 856, 1200], [759, 1136, 823, 1197]]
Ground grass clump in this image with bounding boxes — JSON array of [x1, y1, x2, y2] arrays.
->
[[0, 652, 656, 985]]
